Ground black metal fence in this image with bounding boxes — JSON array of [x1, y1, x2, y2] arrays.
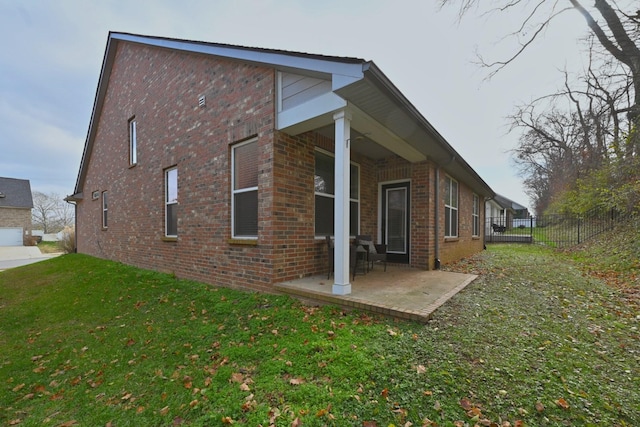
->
[[485, 208, 621, 248]]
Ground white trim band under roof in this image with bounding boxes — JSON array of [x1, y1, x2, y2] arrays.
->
[[112, 33, 366, 82]]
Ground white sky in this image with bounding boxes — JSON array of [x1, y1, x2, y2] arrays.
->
[[0, 0, 596, 210]]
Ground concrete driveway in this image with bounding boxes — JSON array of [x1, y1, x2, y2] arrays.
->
[[0, 246, 62, 271]]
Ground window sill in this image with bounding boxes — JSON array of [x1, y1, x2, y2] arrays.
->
[[228, 238, 258, 246], [444, 237, 459, 243], [162, 236, 177, 242]]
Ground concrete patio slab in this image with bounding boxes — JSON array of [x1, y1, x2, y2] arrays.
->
[[275, 266, 477, 322]]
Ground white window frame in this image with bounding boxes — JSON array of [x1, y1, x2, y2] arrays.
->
[[129, 117, 137, 166], [165, 167, 178, 238], [101, 191, 108, 229], [314, 148, 360, 237], [231, 138, 259, 239], [444, 175, 458, 238], [472, 194, 480, 237]]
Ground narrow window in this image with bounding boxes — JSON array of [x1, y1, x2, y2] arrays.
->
[[165, 167, 178, 237], [129, 117, 137, 165], [472, 194, 480, 237], [314, 149, 359, 236], [444, 176, 458, 238], [102, 191, 108, 228], [232, 139, 258, 238]]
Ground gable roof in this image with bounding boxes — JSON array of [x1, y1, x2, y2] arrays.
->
[[493, 194, 527, 212], [0, 177, 34, 209], [70, 32, 494, 199]]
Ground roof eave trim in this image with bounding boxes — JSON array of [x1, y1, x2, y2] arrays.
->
[[112, 32, 366, 80], [361, 63, 494, 196]]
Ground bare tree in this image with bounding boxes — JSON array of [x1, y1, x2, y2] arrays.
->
[[509, 57, 626, 213], [32, 191, 75, 234], [440, 0, 640, 152]]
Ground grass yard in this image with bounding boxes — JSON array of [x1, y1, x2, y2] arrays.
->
[[1, 245, 639, 426]]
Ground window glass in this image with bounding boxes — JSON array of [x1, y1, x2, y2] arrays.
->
[[129, 118, 137, 165], [472, 194, 480, 236], [102, 191, 108, 228], [165, 167, 178, 237], [314, 149, 359, 236], [445, 176, 458, 237], [232, 139, 259, 238]]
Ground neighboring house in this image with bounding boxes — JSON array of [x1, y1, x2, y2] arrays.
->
[[67, 32, 494, 296], [485, 193, 530, 233], [0, 177, 34, 246]]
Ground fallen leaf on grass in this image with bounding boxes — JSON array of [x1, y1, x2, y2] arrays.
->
[[230, 372, 244, 383], [459, 398, 473, 411], [555, 398, 570, 409], [289, 378, 304, 385], [535, 401, 545, 412]]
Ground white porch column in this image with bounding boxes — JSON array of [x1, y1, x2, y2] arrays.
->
[[332, 110, 352, 295]]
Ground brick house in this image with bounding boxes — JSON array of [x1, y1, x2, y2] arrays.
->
[[67, 32, 493, 295], [0, 177, 34, 246]]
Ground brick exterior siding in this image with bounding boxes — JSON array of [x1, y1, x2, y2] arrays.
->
[[76, 41, 486, 292], [0, 208, 32, 245]]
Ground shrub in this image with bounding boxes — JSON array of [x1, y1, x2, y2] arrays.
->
[[59, 226, 76, 253]]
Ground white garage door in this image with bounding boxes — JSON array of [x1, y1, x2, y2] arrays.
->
[[0, 228, 23, 246]]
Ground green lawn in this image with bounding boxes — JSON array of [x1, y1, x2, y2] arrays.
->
[[1, 245, 638, 426]]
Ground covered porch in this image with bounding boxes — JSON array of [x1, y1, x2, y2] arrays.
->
[[274, 265, 477, 323], [275, 63, 493, 297]]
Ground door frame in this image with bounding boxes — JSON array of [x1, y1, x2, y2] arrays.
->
[[378, 180, 410, 264]]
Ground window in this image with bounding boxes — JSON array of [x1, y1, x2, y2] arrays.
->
[[101, 191, 108, 228], [232, 139, 258, 238], [444, 175, 458, 237], [165, 167, 178, 237], [314, 149, 359, 236], [129, 117, 137, 165], [472, 194, 480, 237]]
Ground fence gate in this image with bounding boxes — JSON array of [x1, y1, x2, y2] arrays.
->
[[484, 208, 620, 248]]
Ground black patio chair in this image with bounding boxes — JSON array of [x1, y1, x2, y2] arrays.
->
[[356, 235, 387, 272], [326, 235, 361, 280]]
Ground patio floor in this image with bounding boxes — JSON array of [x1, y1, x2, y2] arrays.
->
[[274, 265, 477, 322]]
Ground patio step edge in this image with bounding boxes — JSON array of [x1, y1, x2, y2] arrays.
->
[[274, 283, 433, 323]]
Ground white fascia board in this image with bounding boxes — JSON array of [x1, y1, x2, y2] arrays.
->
[[112, 33, 365, 82], [277, 92, 347, 132]]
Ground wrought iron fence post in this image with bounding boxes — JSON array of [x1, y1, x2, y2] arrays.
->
[[577, 216, 581, 245]]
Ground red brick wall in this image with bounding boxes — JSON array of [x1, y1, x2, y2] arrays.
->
[[77, 41, 276, 292], [76, 40, 485, 292], [438, 173, 485, 264]]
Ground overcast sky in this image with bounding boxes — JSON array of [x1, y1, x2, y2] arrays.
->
[[0, 0, 594, 210]]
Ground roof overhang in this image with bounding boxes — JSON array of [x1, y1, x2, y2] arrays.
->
[[72, 32, 494, 199]]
